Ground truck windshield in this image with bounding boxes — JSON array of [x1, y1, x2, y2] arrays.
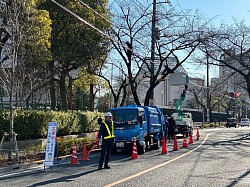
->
[[112, 109, 138, 123]]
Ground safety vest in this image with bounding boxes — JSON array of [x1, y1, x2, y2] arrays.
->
[[103, 121, 115, 139]]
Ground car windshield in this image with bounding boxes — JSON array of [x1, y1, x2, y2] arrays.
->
[[227, 119, 235, 122], [241, 118, 249, 121], [111, 109, 138, 123]]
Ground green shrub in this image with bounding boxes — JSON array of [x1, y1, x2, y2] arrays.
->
[[0, 110, 104, 140]]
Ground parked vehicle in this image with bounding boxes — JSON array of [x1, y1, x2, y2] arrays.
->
[[240, 118, 250, 127], [110, 105, 166, 155], [226, 118, 237, 128], [172, 112, 193, 137]]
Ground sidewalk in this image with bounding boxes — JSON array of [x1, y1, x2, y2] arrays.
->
[[0, 146, 102, 175]]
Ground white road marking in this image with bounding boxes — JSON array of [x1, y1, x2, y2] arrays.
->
[[104, 132, 212, 187]]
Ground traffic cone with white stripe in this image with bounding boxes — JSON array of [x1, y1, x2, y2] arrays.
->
[[182, 133, 188, 148], [131, 139, 138, 159], [70, 144, 80, 164], [189, 130, 193, 144], [173, 135, 178, 151], [161, 137, 168, 154], [81, 143, 90, 161], [95, 132, 100, 148], [196, 128, 200, 140]]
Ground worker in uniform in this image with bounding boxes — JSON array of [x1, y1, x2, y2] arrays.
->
[[167, 114, 176, 142], [98, 112, 115, 170]]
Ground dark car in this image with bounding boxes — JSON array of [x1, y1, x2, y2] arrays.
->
[[226, 118, 237, 128]]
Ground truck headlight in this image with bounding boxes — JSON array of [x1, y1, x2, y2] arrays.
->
[[131, 135, 140, 141], [131, 137, 137, 141]]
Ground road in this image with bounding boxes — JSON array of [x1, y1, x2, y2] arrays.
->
[[0, 127, 250, 187]]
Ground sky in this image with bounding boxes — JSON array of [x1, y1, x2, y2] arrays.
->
[[173, 0, 250, 25], [108, 0, 250, 79], [170, 0, 250, 79]]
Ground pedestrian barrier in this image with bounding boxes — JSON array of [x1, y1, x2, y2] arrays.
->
[[131, 139, 138, 159], [70, 144, 80, 164], [81, 143, 90, 161], [196, 128, 200, 140], [182, 133, 188, 148], [173, 135, 178, 151], [161, 137, 168, 154], [189, 131, 193, 144]]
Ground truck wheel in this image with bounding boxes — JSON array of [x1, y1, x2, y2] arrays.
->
[[145, 140, 150, 151], [156, 138, 161, 149], [151, 138, 161, 150], [137, 141, 146, 155]]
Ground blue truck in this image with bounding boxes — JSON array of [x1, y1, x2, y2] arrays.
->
[[109, 105, 166, 154]]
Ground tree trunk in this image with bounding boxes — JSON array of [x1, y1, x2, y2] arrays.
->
[[144, 86, 154, 106], [128, 79, 141, 106], [59, 72, 68, 111], [120, 86, 127, 107], [89, 83, 94, 111], [49, 61, 56, 110], [8, 96, 14, 161], [26, 96, 30, 109], [67, 76, 73, 110], [247, 76, 250, 98]]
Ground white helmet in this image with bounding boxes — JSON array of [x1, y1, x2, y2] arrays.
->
[[105, 112, 112, 117]]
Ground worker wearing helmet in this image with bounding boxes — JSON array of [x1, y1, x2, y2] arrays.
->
[[98, 112, 115, 170]]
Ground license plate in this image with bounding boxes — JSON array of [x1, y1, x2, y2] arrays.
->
[[116, 142, 124, 148]]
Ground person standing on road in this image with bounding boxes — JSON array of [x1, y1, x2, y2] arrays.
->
[[98, 112, 115, 170], [167, 114, 176, 142], [165, 115, 169, 139]]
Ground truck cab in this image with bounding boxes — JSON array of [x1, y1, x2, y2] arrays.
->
[[110, 105, 165, 154]]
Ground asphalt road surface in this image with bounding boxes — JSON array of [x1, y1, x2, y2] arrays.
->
[[0, 127, 250, 187]]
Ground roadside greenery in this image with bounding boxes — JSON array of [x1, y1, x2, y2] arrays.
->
[[0, 110, 103, 140]]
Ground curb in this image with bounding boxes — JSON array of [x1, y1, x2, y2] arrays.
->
[[0, 148, 102, 175], [0, 160, 44, 174]]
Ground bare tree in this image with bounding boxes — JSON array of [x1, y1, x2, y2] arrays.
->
[[0, 0, 51, 161], [108, 1, 211, 106], [202, 21, 250, 98], [188, 75, 232, 121]]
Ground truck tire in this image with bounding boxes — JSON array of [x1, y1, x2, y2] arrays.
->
[[137, 141, 146, 155], [145, 140, 150, 151], [151, 137, 161, 150]]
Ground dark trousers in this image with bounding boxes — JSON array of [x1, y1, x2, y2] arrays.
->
[[99, 138, 113, 167], [168, 129, 175, 142]]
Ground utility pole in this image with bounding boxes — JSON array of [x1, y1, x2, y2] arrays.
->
[[150, 0, 157, 106], [206, 54, 210, 123]]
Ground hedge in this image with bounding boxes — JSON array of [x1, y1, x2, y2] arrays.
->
[[0, 110, 104, 140]]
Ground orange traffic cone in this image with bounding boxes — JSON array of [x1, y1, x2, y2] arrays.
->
[[95, 132, 100, 148], [81, 143, 90, 161], [189, 131, 193, 144], [70, 144, 80, 164], [161, 138, 168, 154], [131, 139, 138, 159], [196, 128, 200, 140], [173, 135, 178, 151], [182, 133, 188, 148]]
